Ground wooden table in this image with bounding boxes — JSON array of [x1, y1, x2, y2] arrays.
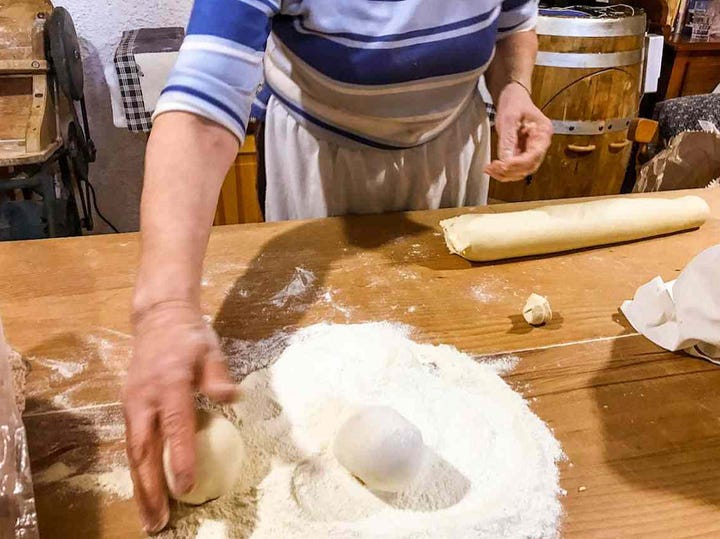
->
[[2, 189, 719, 538]]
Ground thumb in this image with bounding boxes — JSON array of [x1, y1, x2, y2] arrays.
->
[[200, 347, 239, 403], [497, 118, 519, 161]]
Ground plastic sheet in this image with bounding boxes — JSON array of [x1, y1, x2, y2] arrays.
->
[[0, 319, 38, 539], [635, 131, 720, 192]]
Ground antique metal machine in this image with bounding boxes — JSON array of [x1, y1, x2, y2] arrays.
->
[[0, 0, 101, 239]]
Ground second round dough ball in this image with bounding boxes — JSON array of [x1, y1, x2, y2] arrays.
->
[[163, 412, 245, 505], [333, 406, 425, 493]]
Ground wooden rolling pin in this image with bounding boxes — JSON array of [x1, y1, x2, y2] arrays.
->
[[440, 196, 711, 262]]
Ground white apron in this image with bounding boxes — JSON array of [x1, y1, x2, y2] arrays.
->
[[263, 92, 491, 221]]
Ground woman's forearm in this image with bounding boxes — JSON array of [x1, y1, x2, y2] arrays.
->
[[485, 30, 538, 103], [133, 112, 239, 316]]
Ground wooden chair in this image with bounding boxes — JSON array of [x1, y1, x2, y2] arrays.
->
[[627, 118, 660, 173]]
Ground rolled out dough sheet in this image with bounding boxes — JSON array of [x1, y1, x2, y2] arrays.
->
[[440, 196, 711, 262]]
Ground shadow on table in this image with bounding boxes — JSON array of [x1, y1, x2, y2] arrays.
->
[[212, 213, 434, 341], [199, 213, 432, 537], [23, 399, 104, 539], [19, 332, 138, 538], [506, 312, 565, 335], [590, 337, 720, 511]]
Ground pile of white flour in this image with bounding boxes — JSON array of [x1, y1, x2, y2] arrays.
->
[[184, 322, 564, 539]]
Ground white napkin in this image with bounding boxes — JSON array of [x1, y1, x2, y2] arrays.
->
[[621, 245, 720, 363], [104, 63, 128, 129]]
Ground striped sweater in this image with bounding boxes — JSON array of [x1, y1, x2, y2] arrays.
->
[[155, 0, 538, 149]]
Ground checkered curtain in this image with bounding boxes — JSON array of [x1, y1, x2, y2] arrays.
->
[[114, 30, 153, 132]]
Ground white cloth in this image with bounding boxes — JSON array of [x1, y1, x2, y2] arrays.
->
[[135, 51, 180, 112], [263, 93, 491, 221], [104, 64, 128, 129], [621, 245, 720, 363]]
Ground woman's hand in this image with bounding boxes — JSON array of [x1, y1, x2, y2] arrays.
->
[[485, 82, 553, 182], [123, 301, 237, 533]]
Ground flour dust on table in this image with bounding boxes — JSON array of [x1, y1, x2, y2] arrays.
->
[[164, 323, 564, 539]]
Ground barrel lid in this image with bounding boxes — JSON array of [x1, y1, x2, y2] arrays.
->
[[537, 6, 647, 36], [539, 8, 592, 17], [538, 5, 644, 18]]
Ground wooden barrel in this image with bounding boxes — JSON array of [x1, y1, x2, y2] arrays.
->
[[490, 12, 647, 202]]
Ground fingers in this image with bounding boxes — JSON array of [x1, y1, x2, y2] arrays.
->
[[491, 88, 553, 182], [159, 376, 197, 498], [497, 118, 519, 161], [485, 148, 544, 182], [488, 122, 552, 182], [125, 305, 229, 534], [200, 347, 240, 403], [124, 400, 169, 534]]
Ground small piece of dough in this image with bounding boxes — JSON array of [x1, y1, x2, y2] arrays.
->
[[163, 412, 245, 505], [333, 406, 425, 493], [440, 196, 710, 262], [523, 293, 553, 326]]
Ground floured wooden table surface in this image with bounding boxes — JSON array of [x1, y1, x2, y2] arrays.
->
[[1, 189, 719, 538]]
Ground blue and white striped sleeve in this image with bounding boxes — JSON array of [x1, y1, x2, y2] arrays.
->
[[496, 0, 539, 39], [153, 0, 280, 142], [249, 84, 272, 122]]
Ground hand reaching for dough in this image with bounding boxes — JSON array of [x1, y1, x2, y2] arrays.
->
[[485, 82, 553, 182], [123, 301, 238, 533]]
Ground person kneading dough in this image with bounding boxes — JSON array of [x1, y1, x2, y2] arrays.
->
[[123, 0, 553, 532]]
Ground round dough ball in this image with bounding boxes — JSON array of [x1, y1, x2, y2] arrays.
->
[[333, 406, 425, 493], [523, 293, 553, 326], [163, 412, 245, 505]]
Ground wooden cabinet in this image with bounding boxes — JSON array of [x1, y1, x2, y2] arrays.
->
[[660, 37, 720, 99], [213, 135, 264, 226]]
